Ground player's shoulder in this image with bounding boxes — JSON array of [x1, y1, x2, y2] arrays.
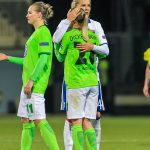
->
[[38, 25, 51, 34], [61, 28, 72, 40], [39, 25, 49, 31], [65, 28, 77, 34], [89, 18, 104, 33], [88, 28, 96, 35], [89, 19, 102, 26]]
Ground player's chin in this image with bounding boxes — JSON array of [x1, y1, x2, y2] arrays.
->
[[85, 13, 90, 17], [27, 20, 32, 24]]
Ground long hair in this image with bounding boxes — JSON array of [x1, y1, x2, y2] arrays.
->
[[71, 0, 91, 9], [75, 9, 89, 42], [71, 0, 90, 42], [81, 13, 89, 42], [71, 0, 80, 9]]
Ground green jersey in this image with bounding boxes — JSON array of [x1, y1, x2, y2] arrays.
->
[[23, 25, 52, 94], [60, 28, 100, 89]]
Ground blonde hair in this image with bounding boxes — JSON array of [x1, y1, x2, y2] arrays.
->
[[71, 0, 91, 9], [82, 14, 89, 42], [71, 0, 80, 9], [71, 0, 90, 42], [32, 1, 53, 24]]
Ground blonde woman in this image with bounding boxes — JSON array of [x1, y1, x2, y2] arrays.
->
[[53, 0, 109, 150], [0, 2, 59, 150], [58, 7, 102, 150]]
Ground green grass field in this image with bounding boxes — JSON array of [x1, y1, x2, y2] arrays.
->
[[0, 114, 150, 150]]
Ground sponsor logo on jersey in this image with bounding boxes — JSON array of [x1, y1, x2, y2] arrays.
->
[[39, 42, 49, 46], [70, 34, 97, 41]]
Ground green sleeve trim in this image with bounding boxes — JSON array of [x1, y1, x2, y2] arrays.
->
[[54, 43, 66, 62], [30, 54, 49, 82], [8, 56, 24, 65], [38, 52, 50, 56], [98, 54, 107, 59]]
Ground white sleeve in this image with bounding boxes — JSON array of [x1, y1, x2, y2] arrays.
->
[[52, 19, 71, 43], [93, 44, 109, 55], [91, 20, 109, 55]]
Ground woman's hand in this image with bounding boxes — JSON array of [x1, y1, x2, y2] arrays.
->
[[24, 80, 34, 96], [0, 53, 9, 61], [67, 7, 81, 22], [76, 42, 94, 52], [143, 85, 149, 97]]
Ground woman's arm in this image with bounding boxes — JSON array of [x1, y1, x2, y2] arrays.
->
[[24, 54, 49, 95], [30, 54, 49, 82], [92, 21, 109, 55], [75, 21, 109, 55], [92, 44, 109, 55], [0, 53, 24, 65], [54, 43, 66, 62], [143, 64, 150, 97], [8, 57, 24, 65], [53, 19, 71, 43], [53, 7, 80, 43]]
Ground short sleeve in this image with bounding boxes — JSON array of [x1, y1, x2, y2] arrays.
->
[[38, 28, 52, 55]]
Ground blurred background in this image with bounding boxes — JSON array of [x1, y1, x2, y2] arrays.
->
[[0, 0, 150, 115]]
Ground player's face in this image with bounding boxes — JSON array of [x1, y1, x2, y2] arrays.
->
[[79, 0, 91, 17], [26, 5, 41, 25]]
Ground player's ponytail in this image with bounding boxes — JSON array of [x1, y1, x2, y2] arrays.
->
[[71, 0, 89, 42], [32, 1, 54, 25], [44, 4, 53, 18], [75, 9, 89, 42], [82, 14, 89, 42]]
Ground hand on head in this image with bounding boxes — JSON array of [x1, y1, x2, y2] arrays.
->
[[67, 6, 81, 22]]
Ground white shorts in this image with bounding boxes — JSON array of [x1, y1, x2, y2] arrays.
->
[[61, 80, 105, 112], [67, 86, 98, 120], [17, 90, 46, 120]]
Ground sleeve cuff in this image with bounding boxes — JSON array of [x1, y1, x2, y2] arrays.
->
[[30, 77, 36, 83], [8, 56, 12, 61]]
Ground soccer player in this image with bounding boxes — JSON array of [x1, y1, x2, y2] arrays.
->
[[143, 48, 150, 97], [53, 0, 109, 149], [58, 7, 104, 150], [54, 43, 105, 150], [0, 2, 59, 150]]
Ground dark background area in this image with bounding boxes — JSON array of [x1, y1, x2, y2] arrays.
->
[[33, 0, 150, 114], [1, 0, 150, 114]]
